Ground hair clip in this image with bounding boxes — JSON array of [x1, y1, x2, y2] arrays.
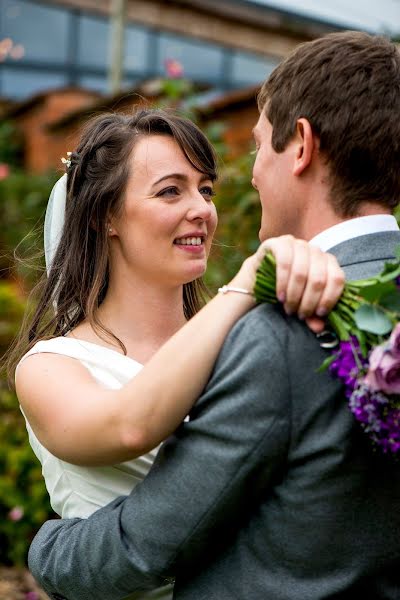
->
[[61, 151, 72, 169]]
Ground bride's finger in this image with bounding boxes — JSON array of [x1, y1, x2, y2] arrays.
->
[[314, 253, 345, 316], [296, 246, 327, 318], [283, 239, 310, 314], [258, 235, 294, 303]]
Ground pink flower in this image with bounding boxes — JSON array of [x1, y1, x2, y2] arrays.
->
[[8, 506, 24, 521], [0, 163, 9, 180], [365, 341, 400, 395], [389, 323, 400, 357], [164, 58, 184, 79], [25, 592, 39, 600]]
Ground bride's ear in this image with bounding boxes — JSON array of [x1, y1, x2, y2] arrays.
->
[[106, 214, 119, 237], [90, 216, 117, 236]]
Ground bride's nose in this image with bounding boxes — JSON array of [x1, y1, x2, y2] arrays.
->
[[186, 192, 213, 222]]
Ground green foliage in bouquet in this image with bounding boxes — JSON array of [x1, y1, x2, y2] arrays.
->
[[254, 248, 400, 360], [255, 248, 400, 456], [327, 248, 400, 351], [395, 203, 400, 227]]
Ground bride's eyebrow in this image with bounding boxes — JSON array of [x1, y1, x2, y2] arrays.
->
[[151, 173, 211, 190], [152, 173, 187, 187]]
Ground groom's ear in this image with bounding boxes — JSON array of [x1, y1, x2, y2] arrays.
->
[[292, 118, 317, 176]]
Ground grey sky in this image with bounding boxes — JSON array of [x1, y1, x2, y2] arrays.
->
[[248, 0, 400, 35]]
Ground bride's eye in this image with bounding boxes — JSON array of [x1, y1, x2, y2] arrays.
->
[[157, 186, 180, 197], [200, 186, 216, 201]]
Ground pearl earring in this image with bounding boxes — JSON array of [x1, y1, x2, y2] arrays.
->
[[108, 226, 112, 233]]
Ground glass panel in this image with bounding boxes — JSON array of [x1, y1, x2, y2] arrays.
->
[[1, 0, 69, 63], [77, 14, 110, 68], [76, 74, 108, 93], [1, 67, 67, 98], [77, 74, 136, 94], [157, 33, 223, 80], [124, 24, 149, 73], [231, 51, 278, 86]]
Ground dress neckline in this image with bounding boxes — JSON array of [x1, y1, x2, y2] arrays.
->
[[60, 336, 144, 367]]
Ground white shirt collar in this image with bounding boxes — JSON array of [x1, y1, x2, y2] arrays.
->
[[309, 215, 399, 252]]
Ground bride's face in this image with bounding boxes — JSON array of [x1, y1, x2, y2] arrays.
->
[[109, 134, 218, 287]]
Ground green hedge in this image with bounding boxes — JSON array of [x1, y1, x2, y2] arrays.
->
[[0, 281, 55, 566], [0, 167, 59, 565], [206, 146, 260, 291], [0, 169, 58, 280]]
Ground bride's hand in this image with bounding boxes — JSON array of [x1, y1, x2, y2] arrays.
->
[[230, 235, 345, 332]]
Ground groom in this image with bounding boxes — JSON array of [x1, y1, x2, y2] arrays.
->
[[29, 31, 400, 600]]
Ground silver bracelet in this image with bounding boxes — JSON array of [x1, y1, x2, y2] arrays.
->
[[218, 285, 252, 296]]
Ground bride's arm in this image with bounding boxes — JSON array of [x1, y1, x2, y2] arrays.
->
[[16, 236, 344, 466]]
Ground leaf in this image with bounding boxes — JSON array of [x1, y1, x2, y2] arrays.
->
[[327, 311, 350, 340], [354, 304, 393, 335], [380, 289, 400, 312], [378, 259, 400, 282], [356, 280, 395, 303], [349, 327, 368, 357], [316, 353, 337, 373]]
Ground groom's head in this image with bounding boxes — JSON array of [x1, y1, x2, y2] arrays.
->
[[252, 31, 400, 241]]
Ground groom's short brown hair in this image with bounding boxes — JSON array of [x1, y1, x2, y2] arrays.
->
[[258, 31, 400, 217]]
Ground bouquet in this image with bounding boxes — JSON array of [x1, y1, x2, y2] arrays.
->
[[254, 247, 400, 456]]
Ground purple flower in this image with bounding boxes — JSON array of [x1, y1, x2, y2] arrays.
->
[[365, 341, 400, 395], [329, 332, 400, 455], [389, 322, 400, 357], [349, 383, 400, 454], [329, 337, 367, 396]]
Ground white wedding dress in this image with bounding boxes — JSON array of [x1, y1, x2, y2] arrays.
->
[[18, 336, 173, 600]]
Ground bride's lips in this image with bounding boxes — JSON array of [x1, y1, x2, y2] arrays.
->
[[173, 232, 206, 254]]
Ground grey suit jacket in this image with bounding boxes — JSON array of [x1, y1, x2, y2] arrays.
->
[[29, 231, 400, 600]]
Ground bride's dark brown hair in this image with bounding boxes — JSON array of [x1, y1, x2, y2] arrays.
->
[[7, 108, 217, 385]]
